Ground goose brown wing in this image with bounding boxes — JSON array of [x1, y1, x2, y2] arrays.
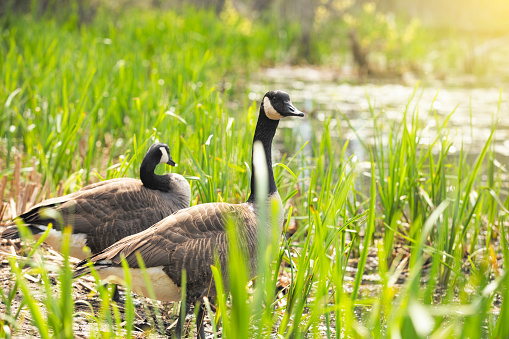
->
[[85, 202, 255, 288], [84, 183, 185, 252], [9, 178, 138, 228], [6, 179, 182, 252], [50, 179, 180, 250]]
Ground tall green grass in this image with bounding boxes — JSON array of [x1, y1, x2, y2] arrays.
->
[[0, 5, 507, 339], [0, 5, 300, 189]]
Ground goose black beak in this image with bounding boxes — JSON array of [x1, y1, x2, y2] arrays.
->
[[167, 158, 177, 166], [281, 101, 305, 117]]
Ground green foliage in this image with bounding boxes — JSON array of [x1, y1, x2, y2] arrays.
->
[[0, 5, 507, 339], [311, 1, 501, 77], [0, 6, 299, 190], [4, 224, 76, 338]]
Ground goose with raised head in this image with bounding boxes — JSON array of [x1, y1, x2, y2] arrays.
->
[[73, 90, 304, 338], [1, 142, 191, 259]]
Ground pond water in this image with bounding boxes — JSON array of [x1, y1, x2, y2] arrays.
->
[[247, 67, 505, 334], [249, 66, 509, 165]]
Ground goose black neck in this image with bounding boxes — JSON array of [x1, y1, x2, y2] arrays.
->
[[247, 105, 279, 203], [140, 157, 170, 191]]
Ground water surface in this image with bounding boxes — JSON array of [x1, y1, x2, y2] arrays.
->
[[249, 67, 509, 164]]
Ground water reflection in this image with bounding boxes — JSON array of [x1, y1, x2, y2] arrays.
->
[[250, 68, 509, 163]]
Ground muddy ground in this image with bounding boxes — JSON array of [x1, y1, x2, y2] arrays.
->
[[0, 238, 219, 338], [0, 233, 390, 338]]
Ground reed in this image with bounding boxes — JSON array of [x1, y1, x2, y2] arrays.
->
[[0, 5, 507, 339]]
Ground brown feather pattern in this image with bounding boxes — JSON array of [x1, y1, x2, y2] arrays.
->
[[73, 91, 302, 338], [3, 176, 190, 254], [75, 201, 264, 301]]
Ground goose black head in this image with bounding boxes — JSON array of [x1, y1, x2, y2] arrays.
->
[[147, 142, 176, 166], [262, 90, 305, 120]]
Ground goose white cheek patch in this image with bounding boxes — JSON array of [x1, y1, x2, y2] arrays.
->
[[263, 97, 283, 120], [159, 147, 169, 164]]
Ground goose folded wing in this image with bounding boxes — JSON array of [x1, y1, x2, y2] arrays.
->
[[12, 179, 158, 234], [70, 180, 173, 238], [8, 179, 129, 226], [81, 203, 253, 286], [88, 203, 241, 264]]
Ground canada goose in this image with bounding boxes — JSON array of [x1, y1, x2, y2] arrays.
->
[[1, 143, 191, 260], [73, 90, 304, 338]]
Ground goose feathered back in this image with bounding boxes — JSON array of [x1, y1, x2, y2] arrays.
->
[[2, 143, 191, 258]]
